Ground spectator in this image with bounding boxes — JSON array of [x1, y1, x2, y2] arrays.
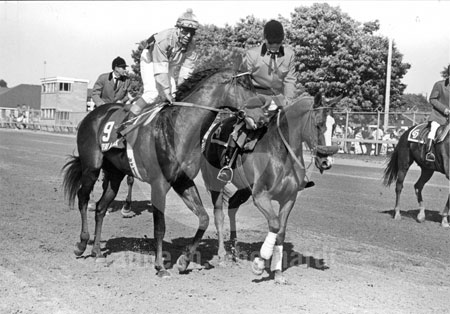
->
[[371, 127, 384, 156], [324, 109, 336, 146]]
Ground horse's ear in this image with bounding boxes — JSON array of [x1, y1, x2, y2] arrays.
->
[[231, 49, 243, 73], [313, 92, 323, 108], [326, 95, 343, 107]]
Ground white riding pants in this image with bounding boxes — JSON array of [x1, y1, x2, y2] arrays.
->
[[140, 48, 177, 104], [428, 121, 440, 140]]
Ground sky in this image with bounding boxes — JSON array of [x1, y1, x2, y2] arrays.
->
[[0, 0, 449, 96]]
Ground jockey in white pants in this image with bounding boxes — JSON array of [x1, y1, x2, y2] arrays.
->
[[119, 9, 199, 134], [426, 66, 450, 162]]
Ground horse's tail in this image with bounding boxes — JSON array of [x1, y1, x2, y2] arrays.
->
[[61, 155, 82, 208], [383, 147, 399, 186]]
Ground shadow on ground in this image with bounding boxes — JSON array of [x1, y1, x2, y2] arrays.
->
[[381, 208, 443, 223], [103, 235, 328, 273]]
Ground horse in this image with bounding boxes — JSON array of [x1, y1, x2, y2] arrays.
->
[[382, 122, 449, 227], [62, 67, 257, 277], [200, 92, 340, 284]]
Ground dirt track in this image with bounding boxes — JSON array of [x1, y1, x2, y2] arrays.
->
[[1, 129, 449, 314]]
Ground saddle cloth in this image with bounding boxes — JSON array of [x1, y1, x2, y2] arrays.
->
[[100, 105, 163, 153], [407, 123, 449, 144]]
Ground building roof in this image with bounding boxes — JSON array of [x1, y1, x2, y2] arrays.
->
[[0, 84, 41, 110]]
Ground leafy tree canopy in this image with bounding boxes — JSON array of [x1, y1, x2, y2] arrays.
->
[[130, 3, 411, 112]]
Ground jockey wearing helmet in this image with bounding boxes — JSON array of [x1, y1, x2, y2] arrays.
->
[[240, 19, 297, 102], [119, 9, 199, 134]]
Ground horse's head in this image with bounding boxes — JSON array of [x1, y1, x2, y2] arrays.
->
[[286, 93, 341, 173]]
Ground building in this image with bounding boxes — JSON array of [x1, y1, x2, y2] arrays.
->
[[0, 84, 41, 122], [41, 77, 89, 125]]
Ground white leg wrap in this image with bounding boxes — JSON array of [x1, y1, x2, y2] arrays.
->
[[260, 232, 277, 260], [270, 245, 283, 272]]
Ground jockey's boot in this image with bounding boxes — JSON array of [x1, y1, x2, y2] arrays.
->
[[217, 144, 238, 183], [425, 138, 435, 162], [117, 97, 147, 137], [305, 180, 315, 189]]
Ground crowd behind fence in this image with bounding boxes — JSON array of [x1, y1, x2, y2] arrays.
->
[[1, 107, 431, 155]]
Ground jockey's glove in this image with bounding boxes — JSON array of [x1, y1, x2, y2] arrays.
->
[[444, 108, 450, 116]]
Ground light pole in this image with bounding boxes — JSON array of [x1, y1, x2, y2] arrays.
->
[[383, 37, 393, 133]]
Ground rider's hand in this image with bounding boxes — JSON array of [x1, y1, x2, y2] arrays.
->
[[164, 94, 173, 105], [237, 110, 246, 119], [445, 108, 450, 116]]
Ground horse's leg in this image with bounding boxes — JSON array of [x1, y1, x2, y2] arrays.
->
[[210, 190, 227, 261], [227, 189, 252, 256], [74, 168, 100, 256], [172, 181, 210, 273], [251, 191, 279, 276], [441, 195, 449, 228], [121, 175, 136, 218], [150, 180, 171, 277], [91, 169, 125, 261], [271, 198, 296, 285], [393, 170, 408, 220], [414, 169, 434, 223]]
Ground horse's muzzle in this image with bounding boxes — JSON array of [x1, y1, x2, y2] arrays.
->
[[314, 145, 338, 173]]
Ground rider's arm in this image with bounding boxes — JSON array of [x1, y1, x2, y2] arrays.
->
[[283, 52, 297, 101], [152, 37, 173, 102], [91, 74, 106, 106]]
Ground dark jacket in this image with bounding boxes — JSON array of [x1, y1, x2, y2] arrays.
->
[[92, 72, 131, 106], [428, 79, 450, 125]]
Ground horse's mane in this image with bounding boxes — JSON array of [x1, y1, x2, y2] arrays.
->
[[175, 68, 230, 101]]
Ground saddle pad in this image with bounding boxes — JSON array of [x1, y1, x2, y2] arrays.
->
[[100, 109, 127, 152], [407, 123, 427, 144]]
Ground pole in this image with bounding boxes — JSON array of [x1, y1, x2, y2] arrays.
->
[[383, 37, 393, 133]]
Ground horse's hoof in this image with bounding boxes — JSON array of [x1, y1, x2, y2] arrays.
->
[[251, 257, 265, 276], [157, 269, 171, 278], [393, 213, 401, 220], [95, 256, 107, 264], [121, 208, 136, 218], [441, 221, 450, 228], [175, 255, 190, 273], [417, 216, 426, 223], [74, 242, 86, 256], [274, 273, 289, 285]]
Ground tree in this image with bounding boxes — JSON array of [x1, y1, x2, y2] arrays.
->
[[128, 3, 411, 112], [287, 3, 410, 111], [0, 79, 7, 87]]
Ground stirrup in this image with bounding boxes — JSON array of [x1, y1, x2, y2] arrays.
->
[[425, 152, 435, 162], [217, 166, 233, 183]]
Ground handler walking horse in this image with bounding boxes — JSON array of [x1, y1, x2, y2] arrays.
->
[[62, 68, 256, 277], [201, 93, 340, 284], [383, 120, 450, 227]]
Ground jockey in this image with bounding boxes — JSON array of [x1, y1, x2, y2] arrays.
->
[[118, 9, 199, 135], [426, 65, 450, 162], [240, 19, 297, 102]]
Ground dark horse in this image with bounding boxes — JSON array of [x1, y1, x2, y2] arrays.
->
[[383, 123, 449, 227], [200, 93, 340, 284], [62, 67, 257, 277]]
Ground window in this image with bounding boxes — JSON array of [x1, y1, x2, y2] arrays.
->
[[59, 82, 72, 92]]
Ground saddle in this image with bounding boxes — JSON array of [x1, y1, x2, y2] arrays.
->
[[407, 122, 450, 144]]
